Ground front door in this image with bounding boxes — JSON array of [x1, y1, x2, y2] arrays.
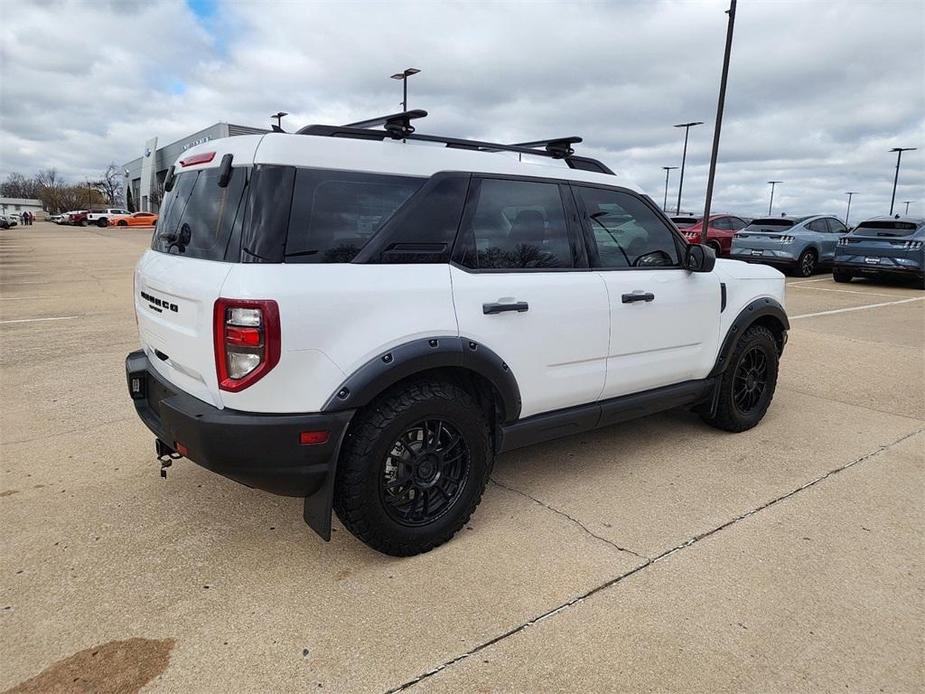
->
[[571, 185, 721, 399], [450, 177, 610, 419]]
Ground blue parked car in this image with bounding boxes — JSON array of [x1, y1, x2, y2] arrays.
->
[[833, 217, 925, 288], [730, 215, 849, 277]]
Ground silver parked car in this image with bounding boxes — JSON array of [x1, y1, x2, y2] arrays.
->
[[833, 217, 924, 288], [730, 215, 849, 277]]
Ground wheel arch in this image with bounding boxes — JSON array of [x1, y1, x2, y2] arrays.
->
[[709, 297, 789, 378], [322, 336, 522, 425]]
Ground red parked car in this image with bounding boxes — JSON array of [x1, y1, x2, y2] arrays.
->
[[67, 210, 91, 226], [671, 214, 748, 256]]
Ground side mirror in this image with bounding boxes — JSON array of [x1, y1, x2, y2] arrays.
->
[[685, 243, 716, 273]]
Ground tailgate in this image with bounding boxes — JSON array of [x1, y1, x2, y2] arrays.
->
[[135, 250, 232, 408]]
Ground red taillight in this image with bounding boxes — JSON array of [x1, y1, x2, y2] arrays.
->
[[179, 151, 216, 167], [299, 431, 330, 446], [213, 298, 280, 392]]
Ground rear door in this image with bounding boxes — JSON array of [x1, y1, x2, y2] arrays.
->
[[571, 184, 721, 398], [450, 176, 610, 418], [135, 160, 250, 407]]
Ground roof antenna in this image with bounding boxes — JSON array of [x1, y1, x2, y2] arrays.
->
[[271, 112, 288, 133]]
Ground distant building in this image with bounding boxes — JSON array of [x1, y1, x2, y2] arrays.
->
[[122, 122, 268, 212], [0, 197, 45, 219]]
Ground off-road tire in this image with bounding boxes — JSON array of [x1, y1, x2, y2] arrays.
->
[[793, 249, 817, 277], [701, 324, 779, 432], [334, 381, 492, 556], [832, 269, 853, 283]]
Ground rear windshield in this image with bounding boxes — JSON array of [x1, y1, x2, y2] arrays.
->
[[744, 218, 795, 231], [671, 217, 700, 228], [851, 221, 920, 237], [152, 167, 247, 259], [152, 165, 423, 263]]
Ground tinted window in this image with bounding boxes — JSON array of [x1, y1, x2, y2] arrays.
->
[[457, 178, 573, 270], [712, 217, 733, 230], [285, 169, 423, 263], [744, 218, 795, 232], [671, 217, 701, 228], [805, 219, 827, 232], [826, 218, 847, 233], [360, 175, 469, 264], [151, 166, 247, 260], [729, 217, 747, 230], [575, 187, 680, 268]]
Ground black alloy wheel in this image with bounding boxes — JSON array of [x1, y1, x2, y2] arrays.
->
[[796, 249, 817, 277], [380, 419, 470, 527], [732, 346, 769, 415]]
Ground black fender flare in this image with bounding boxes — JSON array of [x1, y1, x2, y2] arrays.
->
[[709, 297, 789, 378], [322, 336, 522, 423]]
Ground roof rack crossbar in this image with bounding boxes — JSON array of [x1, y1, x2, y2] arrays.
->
[[296, 112, 613, 174], [510, 136, 582, 159], [343, 109, 427, 139]]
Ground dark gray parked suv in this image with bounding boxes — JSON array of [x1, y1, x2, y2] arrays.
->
[[833, 217, 925, 287]]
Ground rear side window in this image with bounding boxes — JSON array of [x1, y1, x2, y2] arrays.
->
[[456, 178, 574, 270], [826, 218, 847, 233], [285, 170, 423, 263], [574, 186, 680, 268], [152, 167, 247, 259], [806, 219, 828, 232]]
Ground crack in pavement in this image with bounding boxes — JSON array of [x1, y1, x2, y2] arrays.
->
[[385, 427, 924, 693], [490, 477, 648, 560]]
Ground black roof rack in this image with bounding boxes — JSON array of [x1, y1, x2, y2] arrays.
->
[[296, 110, 614, 175]]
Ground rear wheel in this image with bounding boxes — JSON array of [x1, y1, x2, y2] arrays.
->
[[334, 381, 492, 556], [701, 324, 779, 433], [832, 269, 853, 283], [793, 249, 817, 277], [708, 241, 722, 256], [117, 220, 127, 227], [96, 218, 108, 227]]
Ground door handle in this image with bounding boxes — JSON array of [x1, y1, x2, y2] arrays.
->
[[483, 301, 529, 315], [621, 292, 655, 304]]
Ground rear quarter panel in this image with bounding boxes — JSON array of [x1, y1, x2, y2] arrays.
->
[[217, 264, 458, 413]]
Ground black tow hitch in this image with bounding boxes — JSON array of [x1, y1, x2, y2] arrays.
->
[[155, 439, 181, 479]]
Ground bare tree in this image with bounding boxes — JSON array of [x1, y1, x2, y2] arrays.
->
[[99, 163, 124, 206], [0, 172, 40, 199]]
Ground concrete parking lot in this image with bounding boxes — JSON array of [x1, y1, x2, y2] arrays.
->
[[1, 223, 922, 693]]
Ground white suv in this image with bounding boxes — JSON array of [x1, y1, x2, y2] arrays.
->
[[87, 208, 131, 227], [126, 111, 788, 556]]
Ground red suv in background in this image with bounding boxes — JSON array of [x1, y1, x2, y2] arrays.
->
[[671, 214, 748, 256]]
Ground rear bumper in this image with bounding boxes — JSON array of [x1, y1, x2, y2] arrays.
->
[[834, 256, 923, 278], [730, 249, 798, 266], [125, 350, 354, 500]]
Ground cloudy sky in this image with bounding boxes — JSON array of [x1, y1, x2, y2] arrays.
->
[[1, 0, 923, 220]]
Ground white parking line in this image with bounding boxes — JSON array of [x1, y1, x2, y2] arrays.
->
[[791, 297, 925, 319], [0, 315, 79, 325], [0, 296, 58, 301], [789, 285, 898, 298], [787, 277, 833, 286]]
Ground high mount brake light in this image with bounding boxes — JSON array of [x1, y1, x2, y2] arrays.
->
[[179, 151, 216, 167], [213, 298, 280, 392]]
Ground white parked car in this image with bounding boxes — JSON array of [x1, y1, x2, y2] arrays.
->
[[126, 111, 789, 556], [87, 208, 131, 227]]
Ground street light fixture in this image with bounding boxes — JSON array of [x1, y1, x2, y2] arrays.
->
[[767, 180, 782, 216], [844, 192, 858, 226], [674, 121, 704, 215], [271, 112, 288, 132], [902, 200, 914, 216], [661, 166, 678, 211], [390, 67, 421, 112], [888, 147, 916, 215]]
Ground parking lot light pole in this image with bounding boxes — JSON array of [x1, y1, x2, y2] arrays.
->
[[698, 0, 736, 243], [888, 147, 916, 215], [902, 200, 914, 215], [662, 166, 678, 211], [271, 112, 288, 132], [767, 180, 782, 216], [844, 192, 858, 226], [390, 68, 421, 111], [674, 121, 704, 215]]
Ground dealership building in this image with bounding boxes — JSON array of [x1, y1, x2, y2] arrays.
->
[[122, 122, 267, 212]]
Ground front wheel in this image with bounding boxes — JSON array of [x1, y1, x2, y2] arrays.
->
[[832, 269, 853, 283], [96, 218, 108, 227], [334, 381, 492, 556], [117, 220, 127, 227], [701, 324, 779, 432]]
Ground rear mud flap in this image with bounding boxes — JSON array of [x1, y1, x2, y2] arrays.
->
[[302, 425, 351, 541]]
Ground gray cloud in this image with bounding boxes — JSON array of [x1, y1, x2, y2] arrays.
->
[[0, 0, 922, 221]]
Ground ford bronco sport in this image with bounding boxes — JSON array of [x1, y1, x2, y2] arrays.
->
[[126, 110, 788, 556]]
